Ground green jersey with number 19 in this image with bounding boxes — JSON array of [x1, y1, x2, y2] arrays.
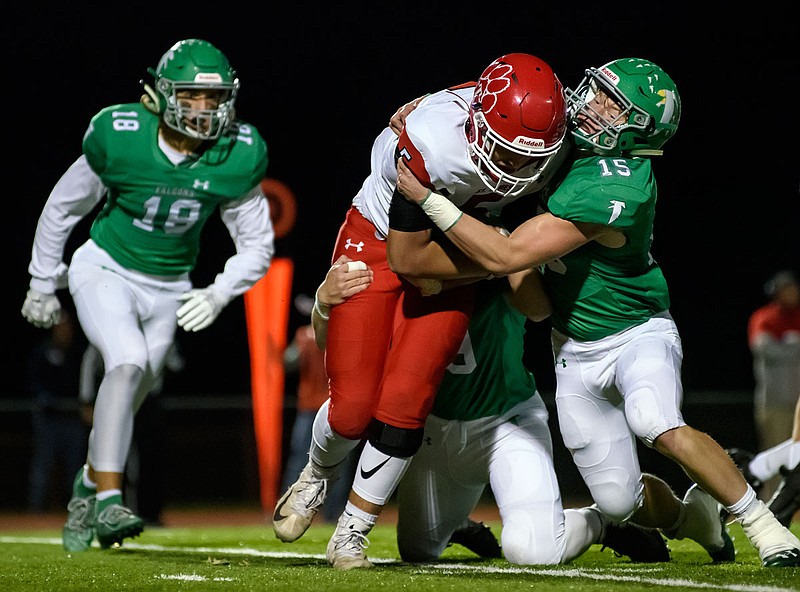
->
[[542, 155, 670, 341], [432, 283, 536, 421], [82, 102, 268, 276]]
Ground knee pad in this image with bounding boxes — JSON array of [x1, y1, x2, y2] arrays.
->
[[368, 419, 424, 457], [501, 508, 562, 565], [624, 385, 677, 445], [591, 476, 644, 523]]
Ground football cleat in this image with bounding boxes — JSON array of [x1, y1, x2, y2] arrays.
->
[[62, 494, 96, 552], [95, 503, 145, 549], [447, 519, 502, 558], [762, 548, 800, 568], [767, 463, 800, 527], [273, 462, 329, 542], [740, 499, 800, 567], [601, 522, 671, 563], [726, 448, 763, 492], [326, 513, 374, 570]]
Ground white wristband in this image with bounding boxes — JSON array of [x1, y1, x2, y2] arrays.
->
[[419, 191, 462, 232], [313, 286, 330, 321]]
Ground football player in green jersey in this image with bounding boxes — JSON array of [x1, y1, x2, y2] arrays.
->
[[396, 58, 800, 567], [21, 39, 275, 551]]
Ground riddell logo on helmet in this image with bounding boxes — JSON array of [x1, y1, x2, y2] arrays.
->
[[194, 73, 224, 83], [514, 137, 545, 148], [600, 67, 620, 85]]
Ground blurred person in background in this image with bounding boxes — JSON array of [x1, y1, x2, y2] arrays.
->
[[728, 269, 800, 525]]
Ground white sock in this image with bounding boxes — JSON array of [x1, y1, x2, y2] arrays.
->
[[81, 466, 97, 490], [96, 489, 122, 502], [343, 502, 377, 528], [725, 485, 758, 519]]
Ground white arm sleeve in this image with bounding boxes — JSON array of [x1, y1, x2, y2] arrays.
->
[[212, 184, 275, 300], [28, 155, 107, 294]]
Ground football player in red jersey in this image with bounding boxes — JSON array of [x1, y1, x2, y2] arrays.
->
[[273, 53, 568, 569]]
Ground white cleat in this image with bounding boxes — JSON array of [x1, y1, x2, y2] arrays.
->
[[327, 513, 374, 570], [740, 500, 800, 567], [272, 463, 328, 543]]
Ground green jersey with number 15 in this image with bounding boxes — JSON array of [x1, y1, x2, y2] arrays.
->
[[542, 154, 670, 341], [83, 102, 268, 276]]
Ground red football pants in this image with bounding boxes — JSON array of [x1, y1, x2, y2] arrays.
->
[[325, 207, 473, 439]]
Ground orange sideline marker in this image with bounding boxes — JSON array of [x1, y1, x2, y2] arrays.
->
[[244, 257, 293, 511]]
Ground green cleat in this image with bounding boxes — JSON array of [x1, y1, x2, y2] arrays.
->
[[763, 548, 800, 567], [62, 495, 97, 552], [95, 504, 145, 549], [709, 527, 736, 564]]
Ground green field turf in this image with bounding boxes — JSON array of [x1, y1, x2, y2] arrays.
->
[[1, 520, 799, 591]]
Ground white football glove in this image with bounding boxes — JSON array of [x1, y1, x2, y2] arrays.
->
[[176, 287, 230, 332], [21, 288, 62, 329]]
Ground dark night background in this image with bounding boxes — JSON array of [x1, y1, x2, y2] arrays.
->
[[3, 5, 798, 402]]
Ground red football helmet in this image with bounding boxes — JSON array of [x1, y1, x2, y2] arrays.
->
[[467, 53, 567, 197]]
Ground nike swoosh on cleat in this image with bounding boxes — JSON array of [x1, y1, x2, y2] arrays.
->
[[273, 497, 292, 521], [359, 458, 391, 480]]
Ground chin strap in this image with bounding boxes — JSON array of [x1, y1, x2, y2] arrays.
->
[[140, 82, 160, 114]]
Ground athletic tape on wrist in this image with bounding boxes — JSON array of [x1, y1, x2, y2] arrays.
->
[[313, 286, 330, 321], [419, 191, 462, 232]]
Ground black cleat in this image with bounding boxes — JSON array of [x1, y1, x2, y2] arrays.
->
[[726, 448, 763, 492], [767, 464, 800, 528], [763, 547, 800, 568], [448, 519, 502, 558], [601, 522, 671, 563]]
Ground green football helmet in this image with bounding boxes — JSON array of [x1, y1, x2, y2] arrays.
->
[[565, 58, 680, 155], [142, 39, 239, 140]]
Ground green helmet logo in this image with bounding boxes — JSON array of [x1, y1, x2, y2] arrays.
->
[[143, 39, 239, 140], [566, 57, 681, 155]]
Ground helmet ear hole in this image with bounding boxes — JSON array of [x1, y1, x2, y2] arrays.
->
[[140, 84, 161, 114]]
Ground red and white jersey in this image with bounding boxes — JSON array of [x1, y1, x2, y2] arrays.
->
[[353, 86, 566, 239]]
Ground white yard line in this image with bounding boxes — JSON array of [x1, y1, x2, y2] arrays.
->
[[1, 536, 796, 592]]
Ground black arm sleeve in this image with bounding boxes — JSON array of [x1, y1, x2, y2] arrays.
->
[[388, 191, 434, 232]]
